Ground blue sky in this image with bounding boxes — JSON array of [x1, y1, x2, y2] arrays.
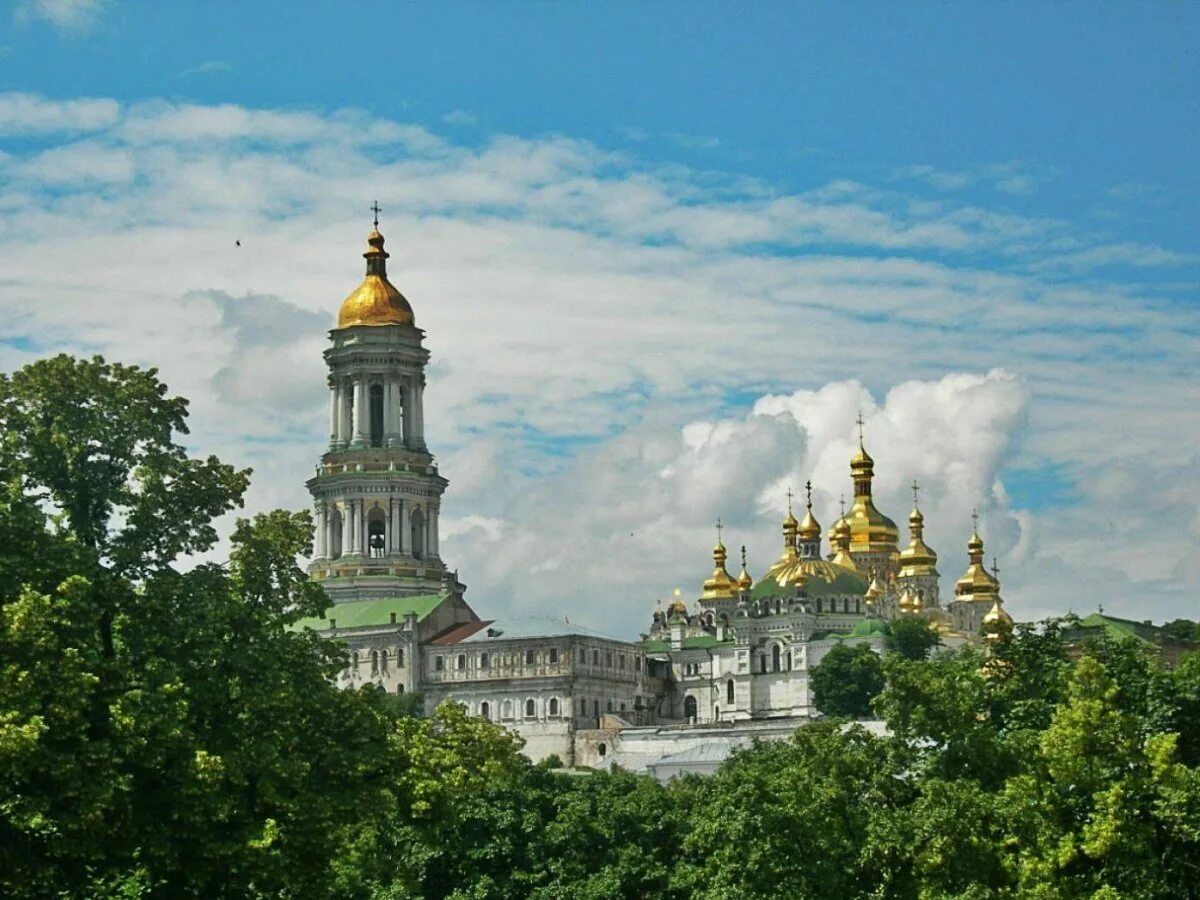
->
[[2, 0, 1198, 631]]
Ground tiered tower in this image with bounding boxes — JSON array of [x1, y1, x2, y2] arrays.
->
[[828, 417, 900, 579], [947, 513, 1001, 634], [895, 481, 941, 609], [307, 220, 455, 602]]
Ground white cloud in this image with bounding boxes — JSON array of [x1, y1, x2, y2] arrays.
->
[[0, 92, 1195, 632], [15, 0, 105, 32]]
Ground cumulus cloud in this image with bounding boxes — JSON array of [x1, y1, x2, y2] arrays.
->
[[0, 92, 1196, 631]]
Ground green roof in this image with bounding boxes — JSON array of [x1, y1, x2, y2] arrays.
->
[[292, 594, 445, 631], [850, 618, 891, 638], [640, 636, 732, 652], [751, 565, 868, 600], [1076, 613, 1156, 646]]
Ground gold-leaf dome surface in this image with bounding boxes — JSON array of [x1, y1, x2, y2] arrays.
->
[[337, 229, 415, 328]]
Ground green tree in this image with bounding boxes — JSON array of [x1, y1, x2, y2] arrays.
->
[[887, 616, 941, 661], [811, 643, 885, 718], [1162, 618, 1200, 643], [0, 355, 392, 898]]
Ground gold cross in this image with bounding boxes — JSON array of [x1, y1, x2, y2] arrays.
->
[[370, 200, 381, 228]]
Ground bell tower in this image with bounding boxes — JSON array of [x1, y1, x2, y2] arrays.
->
[[307, 216, 457, 602]]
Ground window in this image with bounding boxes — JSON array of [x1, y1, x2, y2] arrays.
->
[[548, 648, 559, 664], [457, 654, 466, 671], [502, 700, 513, 719], [396, 648, 404, 667], [367, 518, 386, 558], [598, 742, 607, 758], [714, 705, 720, 719], [593, 649, 600, 665], [351, 650, 359, 670], [593, 700, 600, 718], [786, 650, 792, 671], [525, 698, 536, 718], [579, 698, 587, 716], [772, 645, 781, 673], [434, 655, 444, 672], [635, 657, 642, 672], [619, 655, 626, 669], [548, 698, 559, 716], [619, 702, 626, 712], [606, 651, 614, 667], [396, 684, 404, 694], [410, 507, 425, 559], [727, 679, 735, 705], [606, 700, 613, 713], [480, 653, 489, 669], [525, 649, 535, 665], [684, 695, 698, 722], [480, 701, 490, 720], [380, 649, 389, 673], [371, 650, 379, 674], [760, 655, 768, 674]]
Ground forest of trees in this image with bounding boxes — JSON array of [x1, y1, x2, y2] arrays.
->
[[3, 355, 1200, 899]]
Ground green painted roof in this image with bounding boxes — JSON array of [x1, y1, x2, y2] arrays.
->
[[1076, 613, 1156, 646], [751, 564, 868, 599], [640, 636, 732, 652], [850, 618, 891, 638], [643, 639, 669, 653], [292, 594, 445, 631]]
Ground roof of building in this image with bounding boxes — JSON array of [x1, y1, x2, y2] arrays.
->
[[291, 593, 445, 631], [460, 615, 626, 643], [1071, 612, 1158, 646], [642, 635, 733, 652]]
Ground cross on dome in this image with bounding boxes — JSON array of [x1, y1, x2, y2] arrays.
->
[[370, 200, 382, 229]]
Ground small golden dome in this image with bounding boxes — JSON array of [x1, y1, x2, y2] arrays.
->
[[798, 507, 821, 541], [736, 545, 753, 591], [982, 600, 1013, 627], [337, 228, 415, 329], [850, 443, 874, 471]]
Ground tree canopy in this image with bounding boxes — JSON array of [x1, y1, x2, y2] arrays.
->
[[3, 354, 1200, 899]]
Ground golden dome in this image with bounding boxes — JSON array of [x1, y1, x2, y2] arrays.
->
[[982, 600, 1013, 627], [865, 574, 885, 600], [668, 587, 688, 617], [735, 545, 753, 591], [830, 519, 858, 571], [898, 503, 939, 577], [701, 539, 737, 600], [954, 519, 999, 601], [337, 228, 415, 329], [798, 507, 821, 541]]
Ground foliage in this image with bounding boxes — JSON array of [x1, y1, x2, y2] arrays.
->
[[4, 354, 1200, 898], [887, 615, 941, 660], [1163, 618, 1200, 643], [810, 642, 885, 717]]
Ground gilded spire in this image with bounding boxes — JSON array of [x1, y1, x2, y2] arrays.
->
[[955, 510, 998, 601], [736, 544, 753, 591], [898, 478, 938, 576], [797, 478, 822, 541]]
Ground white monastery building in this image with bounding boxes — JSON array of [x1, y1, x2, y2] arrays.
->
[[295, 223, 1014, 768]]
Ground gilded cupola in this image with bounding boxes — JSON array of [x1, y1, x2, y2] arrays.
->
[[753, 491, 866, 597], [898, 482, 939, 578], [337, 221, 416, 329], [701, 521, 737, 600], [830, 511, 858, 571], [954, 512, 1000, 601], [833, 415, 900, 558]]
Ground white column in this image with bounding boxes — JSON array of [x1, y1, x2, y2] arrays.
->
[[352, 377, 367, 447], [337, 380, 351, 447], [327, 385, 338, 449], [414, 382, 426, 449], [401, 502, 412, 555], [390, 498, 402, 554], [326, 504, 337, 558], [430, 504, 439, 556], [314, 501, 327, 558], [402, 380, 415, 449], [348, 500, 360, 554]]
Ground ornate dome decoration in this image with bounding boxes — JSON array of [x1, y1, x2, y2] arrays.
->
[[954, 511, 1000, 601], [337, 223, 416, 329], [735, 545, 753, 591], [898, 481, 939, 578], [701, 520, 737, 600]]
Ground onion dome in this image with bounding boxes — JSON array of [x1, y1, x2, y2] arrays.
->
[[735, 545, 753, 591], [798, 481, 821, 541], [841, 425, 900, 555], [667, 588, 688, 618], [701, 532, 737, 600], [337, 227, 416, 328], [954, 513, 999, 601], [898, 495, 939, 578], [830, 518, 858, 571], [982, 600, 1013, 627], [865, 574, 886, 602]]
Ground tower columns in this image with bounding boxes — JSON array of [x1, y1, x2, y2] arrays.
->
[[327, 383, 339, 450], [430, 503, 440, 556], [390, 497, 403, 554], [402, 379, 416, 449], [314, 501, 327, 559], [385, 379, 403, 448], [413, 381, 426, 450], [351, 378, 367, 448]]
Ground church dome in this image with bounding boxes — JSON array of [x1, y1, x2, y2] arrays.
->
[[337, 228, 415, 328], [850, 617, 890, 638]]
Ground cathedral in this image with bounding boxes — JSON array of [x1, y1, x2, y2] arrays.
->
[[296, 222, 1014, 767]]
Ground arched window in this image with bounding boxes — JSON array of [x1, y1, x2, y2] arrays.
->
[[714, 705, 720, 720], [351, 650, 359, 670], [786, 650, 792, 671], [606, 700, 613, 713], [772, 645, 781, 672], [396, 648, 404, 667], [727, 679, 735, 705], [457, 654, 466, 671], [368, 383, 385, 447], [480, 701, 490, 720], [525, 698, 536, 718], [760, 655, 768, 674], [410, 507, 425, 559], [598, 742, 607, 758], [480, 653, 489, 669], [371, 650, 379, 674], [396, 683, 404, 694], [501, 700, 513, 719], [684, 695, 698, 722], [548, 698, 559, 716], [380, 649, 389, 673], [366, 508, 387, 559]]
